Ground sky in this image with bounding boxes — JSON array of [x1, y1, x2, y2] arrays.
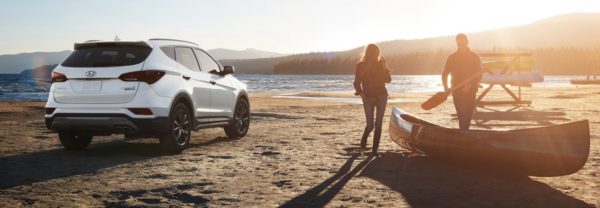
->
[[0, 0, 599, 55]]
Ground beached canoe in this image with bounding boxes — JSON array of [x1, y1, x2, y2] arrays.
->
[[389, 107, 590, 176]]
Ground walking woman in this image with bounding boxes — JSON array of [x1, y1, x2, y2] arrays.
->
[[353, 44, 392, 157]]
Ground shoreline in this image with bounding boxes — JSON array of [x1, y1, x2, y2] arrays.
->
[[272, 92, 405, 104], [0, 74, 590, 102]]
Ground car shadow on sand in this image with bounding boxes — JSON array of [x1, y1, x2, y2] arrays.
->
[[360, 152, 593, 208], [0, 136, 234, 189]]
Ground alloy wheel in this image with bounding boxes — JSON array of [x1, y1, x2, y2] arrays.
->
[[172, 107, 191, 146], [234, 102, 250, 134]]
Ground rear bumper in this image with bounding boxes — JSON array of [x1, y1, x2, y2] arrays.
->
[[45, 114, 169, 135]]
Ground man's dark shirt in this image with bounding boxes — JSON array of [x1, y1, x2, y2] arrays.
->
[[444, 49, 482, 89]]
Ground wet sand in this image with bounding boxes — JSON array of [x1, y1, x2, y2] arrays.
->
[[0, 85, 598, 207]]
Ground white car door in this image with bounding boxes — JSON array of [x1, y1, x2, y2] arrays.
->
[[174, 47, 212, 122], [193, 49, 235, 120]]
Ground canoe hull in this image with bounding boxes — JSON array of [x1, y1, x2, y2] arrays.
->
[[389, 107, 590, 176]]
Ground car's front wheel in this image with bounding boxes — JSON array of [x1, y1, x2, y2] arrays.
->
[[159, 102, 193, 153], [225, 98, 250, 138], [58, 132, 92, 150]]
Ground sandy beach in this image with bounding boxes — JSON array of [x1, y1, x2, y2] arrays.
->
[[0, 86, 598, 207]]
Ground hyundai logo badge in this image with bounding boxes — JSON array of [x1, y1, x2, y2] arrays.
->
[[85, 71, 97, 77]]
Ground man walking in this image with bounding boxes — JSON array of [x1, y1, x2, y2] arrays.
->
[[441, 33, 482, 130]]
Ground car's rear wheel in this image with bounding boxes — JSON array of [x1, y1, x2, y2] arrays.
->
[[160, 102, 193, 153], [225, 98, 250, 138], [58, 132, 92, 150]]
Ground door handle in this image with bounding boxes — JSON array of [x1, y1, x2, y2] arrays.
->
[[182, 75, 191, 80], [209, 80, 216, 85]]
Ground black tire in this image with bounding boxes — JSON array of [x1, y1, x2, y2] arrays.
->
[[225, 98, 250, 138], [159, 102, 193, 153], [58, 132, 92, 150]]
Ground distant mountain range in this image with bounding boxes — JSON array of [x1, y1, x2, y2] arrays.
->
[[376, 13, 600, 54], [0, 51, 71, 74], [1, 13, 599, 75], [207, 48, 286, 60], [225, 13, 600, 74], [0, 48, 284, 74], [20, 64, 58, 82]]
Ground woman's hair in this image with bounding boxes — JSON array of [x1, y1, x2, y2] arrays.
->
[[360, 43, 381, 63], [360, 43, 387, 73]]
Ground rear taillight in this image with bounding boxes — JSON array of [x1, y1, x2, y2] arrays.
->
[[45, 108, 55, 114], [51, 72, 68, 83], [128, 108, 153, 115], [119, 70, 165, 84]]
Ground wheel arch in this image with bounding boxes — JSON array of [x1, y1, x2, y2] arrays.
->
[[171, 92, 194, 116], [236, 90, 249, 105]]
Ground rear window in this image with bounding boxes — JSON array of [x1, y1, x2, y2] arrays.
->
[[62, 46, 152, 67]]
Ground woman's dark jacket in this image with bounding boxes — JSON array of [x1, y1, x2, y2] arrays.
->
[[353, 60, 392, 97]]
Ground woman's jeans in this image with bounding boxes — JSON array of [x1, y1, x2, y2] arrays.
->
[[360, 94, 388, 153]]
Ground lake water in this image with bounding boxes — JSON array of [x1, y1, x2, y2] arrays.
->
[[0, 74, 586, 101]]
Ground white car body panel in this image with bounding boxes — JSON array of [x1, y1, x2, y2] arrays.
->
[[45, 39, 248, 134]]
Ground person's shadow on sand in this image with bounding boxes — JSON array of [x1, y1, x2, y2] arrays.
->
[[360, 152, 593, 208], [0, 136, 234, 189], [280, 154, 374, 208], [281, 152, 592, 208]]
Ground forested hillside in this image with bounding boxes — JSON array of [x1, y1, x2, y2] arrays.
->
[[272, 48, 600, 75]]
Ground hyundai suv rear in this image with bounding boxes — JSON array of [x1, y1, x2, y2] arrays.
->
[[45, 39, 250, 153]]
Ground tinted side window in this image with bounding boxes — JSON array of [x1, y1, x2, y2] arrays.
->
[[175, 47, 200, 72], [62, 47, 151, 67], [193, 49, 220, 72], [160, 46, 175, 60]]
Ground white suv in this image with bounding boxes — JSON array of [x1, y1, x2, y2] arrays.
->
[[45, 39, 250, 153]]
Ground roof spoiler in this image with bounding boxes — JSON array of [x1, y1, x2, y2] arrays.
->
[[74, 41, 151, 50]]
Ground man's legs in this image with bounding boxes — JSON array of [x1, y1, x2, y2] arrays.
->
[[453, 90, 477, 130], [464, 90, 477, 129]]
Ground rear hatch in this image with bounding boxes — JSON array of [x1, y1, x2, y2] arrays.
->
[[53, 42, 152, 104]]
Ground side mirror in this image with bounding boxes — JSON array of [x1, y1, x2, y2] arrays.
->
[[222, 65, 235, 75]]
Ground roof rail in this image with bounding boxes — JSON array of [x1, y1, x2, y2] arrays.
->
[[84, 40, 102, 43], [149, 38, 198, 46]]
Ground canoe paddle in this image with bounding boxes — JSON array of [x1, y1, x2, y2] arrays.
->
[[421, 72, 482, 110]]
